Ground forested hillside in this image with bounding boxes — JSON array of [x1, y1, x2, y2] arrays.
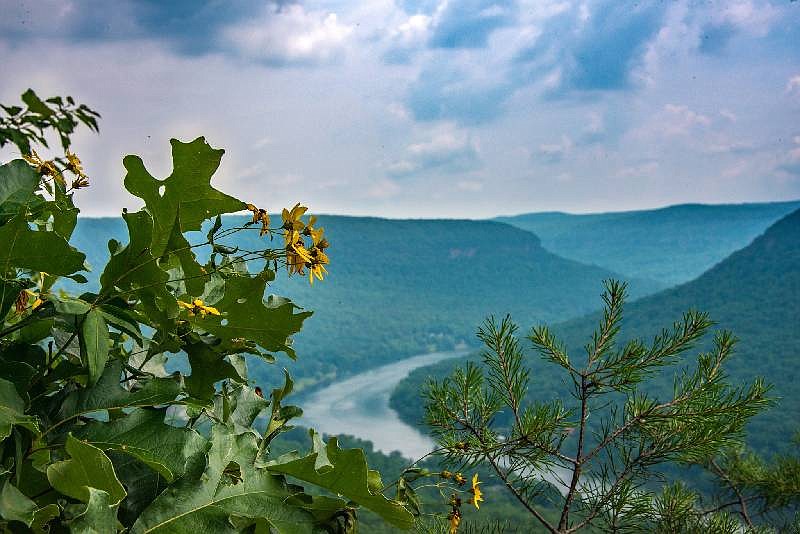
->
[[393, 208, 800, 456], [496, 201, 800, 285], [70, 216, 662, 389]]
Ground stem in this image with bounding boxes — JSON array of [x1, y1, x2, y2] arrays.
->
[[559, 374, 588, 531]]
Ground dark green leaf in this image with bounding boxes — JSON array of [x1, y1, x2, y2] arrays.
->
[[53, 296, 92, 315], [0, 214, 86, 276], [184, 341, 242, 403], [0, 160, 39, 220], [99, 210, 176, 329], [81, 309, 110, 386], [122, 137, 244, 258], [68, 488, 118, 534], [21, 90, 53, 117], [75, 409, 206, 482], [200, 273, 312, 359], [227, 385, 269, 435], [0, 478, 59, 530], [98, 303, 143, 342], [132, 426, 314, 534], [0, 378, 39, 441], [267, 435, 414, 529], [54, 361, 181, 434], [47, 434, 126, 505]]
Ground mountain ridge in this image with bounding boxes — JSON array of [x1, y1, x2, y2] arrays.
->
[[495, 200, 800, 285], [69, 215, 662, 390], [391, 208, 800, 455]]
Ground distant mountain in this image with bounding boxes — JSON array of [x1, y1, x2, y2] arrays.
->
[[495, 200, 800, 286], [393, 209, 800, 455], [70, 215, 662, 389]]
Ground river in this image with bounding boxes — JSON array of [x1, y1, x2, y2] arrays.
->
[[300, 349, 469, 460]]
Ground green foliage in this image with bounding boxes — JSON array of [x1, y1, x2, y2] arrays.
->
[[0, 90, 411, 532], [423, 282, 772, 532], [267, 431, 414, 529], [496, 201, 800, 286], [47, 435, 127, 505], [0, 89, 99, 155]]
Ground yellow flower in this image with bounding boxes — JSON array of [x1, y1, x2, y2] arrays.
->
[[246, 203, 270, 236], [65, 150, 84, 175], [178, 298, 221, 318], [308, 262, 327, 285], [307, 248, 329, 285], [454, 472, 466, 486], [286, 238, 310, 276], [447, 508, 461, 534], [469, 474, 483, 510], [291, 239, 313, 262], [281, 203, 307, 245], [302, 215, 325, 245]]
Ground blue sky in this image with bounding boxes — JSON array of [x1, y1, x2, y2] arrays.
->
[[1, 0, 799, 218]]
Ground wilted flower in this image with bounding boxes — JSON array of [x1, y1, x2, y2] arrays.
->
[[71, 175, 90, 189], [246, 203, 270, 236], [23, 149, 64, 185], [15, 289, 43, 313], [447, 508, 461, 534]]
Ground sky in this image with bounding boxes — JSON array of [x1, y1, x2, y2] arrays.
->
[[1, 0, 799, 218]]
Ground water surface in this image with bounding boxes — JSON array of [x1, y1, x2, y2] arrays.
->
[[301, 350, 468, 460]]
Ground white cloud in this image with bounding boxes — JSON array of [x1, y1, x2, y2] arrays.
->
[[787, 75, 800, 96], [388, 124, 481, 177], [715, 0, 779, 37], [380, 12, 433, 63], [579, 111, 605, 144], [617, 160, 659, 178], [456, 180, 483, 192], [394, 14, 432, 46], [387, 102, 411, 121], [537, 135, 573, 163], [365, 178, 401, 199], [2, 0, 799, 218], [777, 136, 800, 176], [222, 4, 354, 65], [702, 140, 756, 155], [661, 104, 712, 136]]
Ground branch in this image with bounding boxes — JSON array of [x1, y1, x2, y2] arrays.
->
[[559, 374, 589, 531], [709, 458, 754, 528], [485, 451, 558, 534], [569, 448, 657, 532]]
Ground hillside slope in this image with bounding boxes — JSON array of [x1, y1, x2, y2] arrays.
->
[[496, 200, 800, 285], [70, 216, 662, 389], [393, 209, 800, 455]]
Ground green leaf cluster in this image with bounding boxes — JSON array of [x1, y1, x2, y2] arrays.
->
[[423, 281, 773, 533], [0, 90, 412, 532]]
